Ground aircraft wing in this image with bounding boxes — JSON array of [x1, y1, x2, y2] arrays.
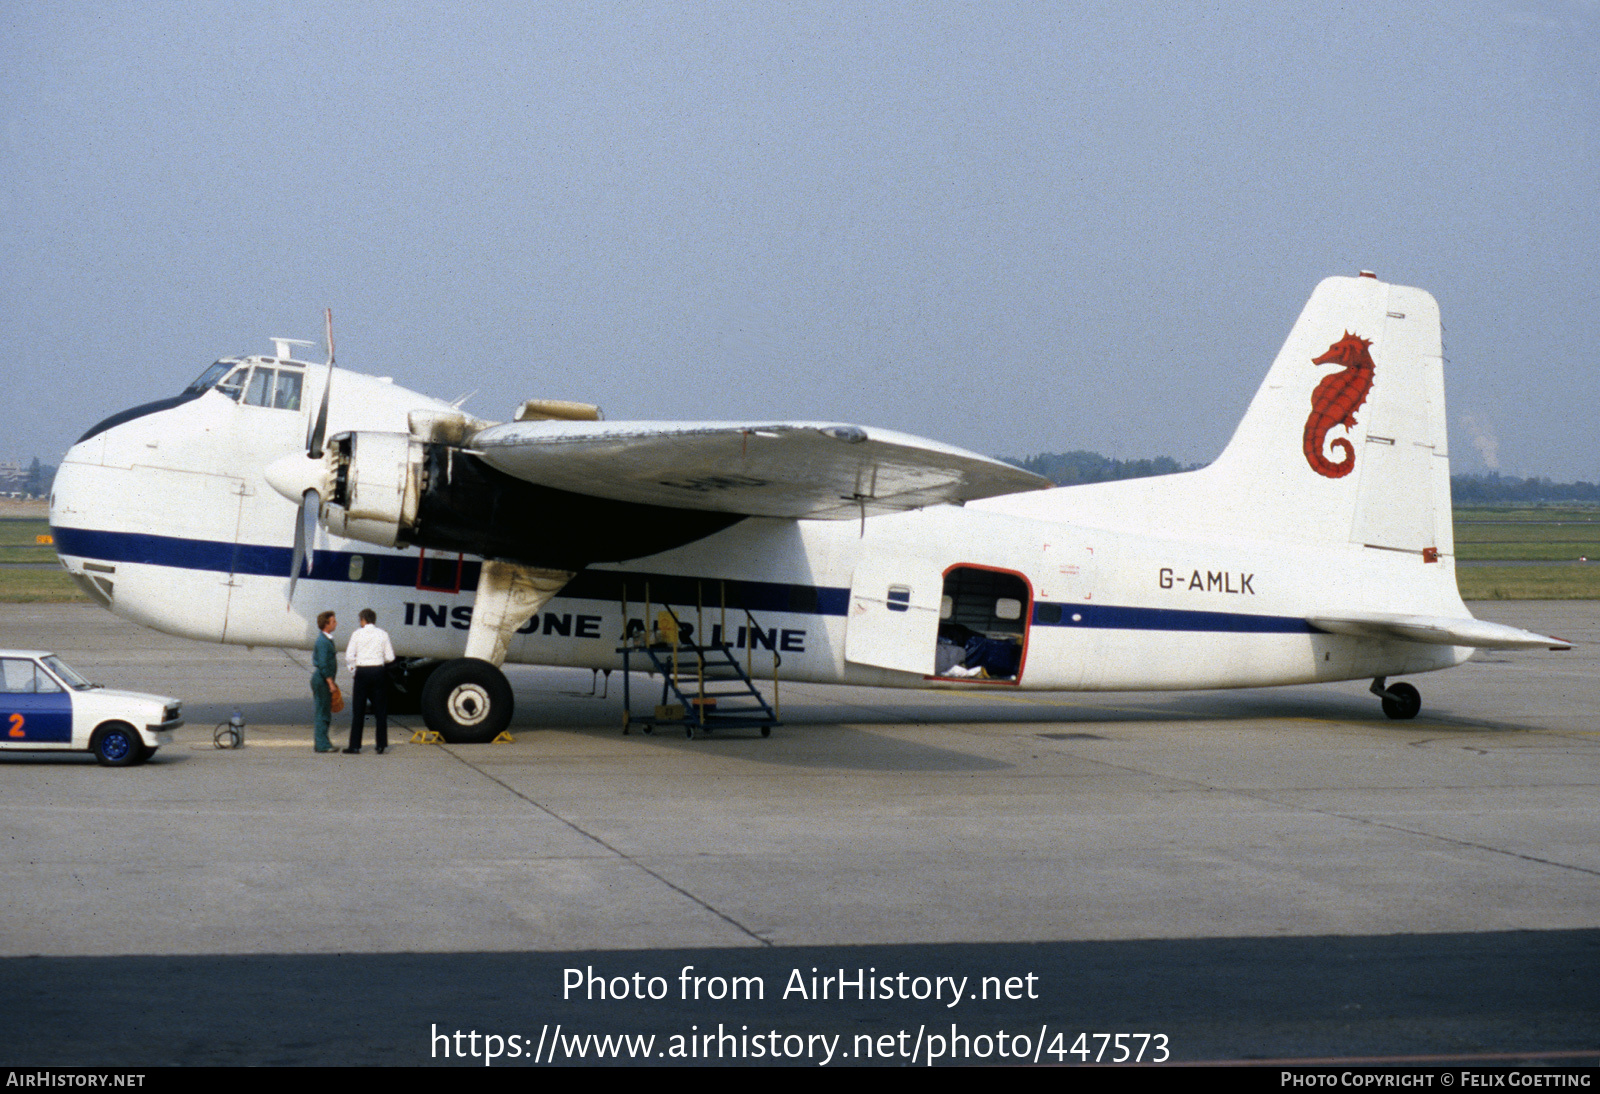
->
[[468, 419, 1052, 519], [1309, 612, 1572, 651]]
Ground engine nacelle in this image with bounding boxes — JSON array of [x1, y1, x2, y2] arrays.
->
[[323, 431, 424, 548], [317, 429, 744, 570]]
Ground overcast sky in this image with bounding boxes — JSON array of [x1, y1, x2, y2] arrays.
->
[[3, 1, 1596, 480]]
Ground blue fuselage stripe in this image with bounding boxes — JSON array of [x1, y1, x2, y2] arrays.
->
[[1032, 602, 1315, 634], [52, 526, 1317, 635], [51, 526, 852, 617]]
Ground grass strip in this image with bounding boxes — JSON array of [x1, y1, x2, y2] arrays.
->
[[0, 568, 89, 603], [1456, 565, 1600, 601]]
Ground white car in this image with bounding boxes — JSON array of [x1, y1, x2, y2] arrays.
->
[[0, 650, 183, 765]]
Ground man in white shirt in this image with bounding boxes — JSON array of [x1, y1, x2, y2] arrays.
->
[[344, 607, 396, 754]]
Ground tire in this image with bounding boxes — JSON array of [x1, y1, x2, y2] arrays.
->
[[91, 722, 144, 766], [1381, 681, 1422, 720], [421, 658, 514, 744]]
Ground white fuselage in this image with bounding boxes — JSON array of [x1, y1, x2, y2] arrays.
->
[[50, 365, 1467, 694]]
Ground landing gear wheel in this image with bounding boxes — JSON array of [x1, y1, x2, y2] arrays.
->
[[92, 722, 144, 766], [1381, 681, 1421, 720], [421, 658, 514, 743]]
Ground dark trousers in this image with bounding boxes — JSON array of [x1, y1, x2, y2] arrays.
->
[[348, 665, 388, 751]]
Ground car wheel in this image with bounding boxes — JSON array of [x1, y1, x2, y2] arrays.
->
[[91, 722, 144, 766], [421, 658, 514, 744]]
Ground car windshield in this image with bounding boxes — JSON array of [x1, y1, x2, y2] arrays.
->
[[41, 655, 98, 691]]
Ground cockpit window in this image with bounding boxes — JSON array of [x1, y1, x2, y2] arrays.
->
[[241, 367, 304, 410], [244, 367, 273, 407], [273, 369, 303, 410], [215, 366, 248, 402], [184, 361, 233, 394], [181, 359, 303, 411]]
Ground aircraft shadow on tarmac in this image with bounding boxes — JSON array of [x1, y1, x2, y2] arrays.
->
[[6, 680, 1533, 774]]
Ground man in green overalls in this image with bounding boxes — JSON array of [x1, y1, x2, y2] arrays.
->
[[312, 610, 339, 753]]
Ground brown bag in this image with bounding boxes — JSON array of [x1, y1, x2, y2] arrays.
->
[[329, 681, 345, 713]]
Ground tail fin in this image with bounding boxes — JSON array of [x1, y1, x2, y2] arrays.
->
[[991, 275, 1454, 564], [1205, 274, 1451, 556]]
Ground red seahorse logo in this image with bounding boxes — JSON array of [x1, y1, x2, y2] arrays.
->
[[1303, 332, 1376, 478]]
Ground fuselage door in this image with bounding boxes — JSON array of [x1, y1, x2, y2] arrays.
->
[[845, 550, 943, 675], [934, 565, 1033, 683]]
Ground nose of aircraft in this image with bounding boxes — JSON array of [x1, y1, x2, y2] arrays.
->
[[74, 389, 206, 447], [53, 383, 211, 526], [49, 429, 112, 527], [47, 435, 119, 609], [49, 382, 221, 549]]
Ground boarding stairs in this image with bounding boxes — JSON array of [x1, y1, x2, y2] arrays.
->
[[616, 589, 780, 739]]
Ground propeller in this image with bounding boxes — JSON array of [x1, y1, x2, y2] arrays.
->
[[289, 489, 319, 598], [308, 308, 333, 458], [285, 310, 335, 599]]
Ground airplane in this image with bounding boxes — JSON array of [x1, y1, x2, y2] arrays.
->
[[47, 272, 1569, 744]]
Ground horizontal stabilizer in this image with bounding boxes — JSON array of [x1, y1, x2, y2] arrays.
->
[[1309, 612, 1571, 651], [469, 419, 1051, 519]]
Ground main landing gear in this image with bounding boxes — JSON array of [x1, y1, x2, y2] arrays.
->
[[1370, 677, 1422, 720], [421, 658, 514, 743], [419, 560, 574, 744]]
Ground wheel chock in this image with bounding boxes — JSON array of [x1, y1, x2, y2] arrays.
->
[[410, 729, 444, 744], [492, 730, 515, 744]]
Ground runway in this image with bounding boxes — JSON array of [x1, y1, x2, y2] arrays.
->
[[2, 602, 1596, 1065]]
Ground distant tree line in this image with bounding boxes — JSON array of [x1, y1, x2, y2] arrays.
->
[[1451, 472, 1600, 505], [1004, 450, 1202, 486], [1007, 451, 1599, 504]]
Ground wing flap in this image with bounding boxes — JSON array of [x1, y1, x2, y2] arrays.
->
[[469, 420, 1050, 519], [1310, 612, 1571, 650]]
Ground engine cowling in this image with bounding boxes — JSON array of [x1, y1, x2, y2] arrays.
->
[[323, 431, 425, 548]]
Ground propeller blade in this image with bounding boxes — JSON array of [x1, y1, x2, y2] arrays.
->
[[288, 488, 320, 598], [307, 308, 334, 459]]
